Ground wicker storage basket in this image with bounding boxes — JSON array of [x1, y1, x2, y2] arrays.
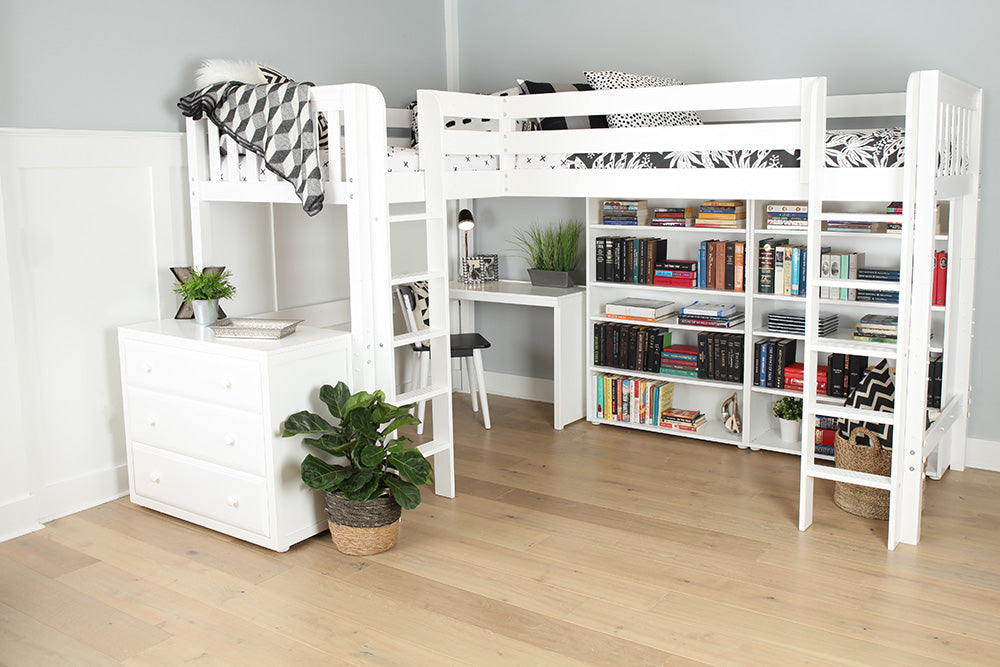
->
[[833, 426, 891, 520], [325, 491, 402, 555]]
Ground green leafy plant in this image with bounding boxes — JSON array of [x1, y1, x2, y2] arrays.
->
[[172, 267, 237, 302], [282, 381, 433, 510], [773, 396, 803, 421], [511, 219, 582, 271]]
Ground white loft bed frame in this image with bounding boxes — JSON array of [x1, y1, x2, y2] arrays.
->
[[184, 72, 981, 549]]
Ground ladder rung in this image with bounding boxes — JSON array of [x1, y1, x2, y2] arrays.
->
[[393, 327, 448, 348], [808, 404, 896, 426], [397, 383, 450, 405], [417, 439, 451, 457], [388, 212, 429, 223], [805, 463, 892, 489], [817, 212, 903, 222], [390, 271, 446, 287], [809, 339, 898, 359], [812, 279, 901, 291]]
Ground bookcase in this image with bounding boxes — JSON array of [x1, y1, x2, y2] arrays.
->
[[585, 197, 953, 469]]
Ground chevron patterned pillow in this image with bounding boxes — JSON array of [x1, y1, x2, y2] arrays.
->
[[841, 358, 895, 448]]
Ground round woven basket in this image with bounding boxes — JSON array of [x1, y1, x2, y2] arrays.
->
[[325, 491, 402, 555], [833, 426, 891, 520]]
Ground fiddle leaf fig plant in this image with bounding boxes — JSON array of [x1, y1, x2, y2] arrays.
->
[[282, 381, 433, 510]]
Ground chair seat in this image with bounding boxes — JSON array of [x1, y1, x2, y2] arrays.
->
[[411, 332, 491, 358]]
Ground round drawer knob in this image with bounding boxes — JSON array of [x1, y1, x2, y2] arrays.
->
[[149, 472, 160, 484], [142, 363, 153, 374], [223, 435, 236, 447], [226, 495, 239, 508], [146, 416, 156, 427], [222, 379, 233, 390]]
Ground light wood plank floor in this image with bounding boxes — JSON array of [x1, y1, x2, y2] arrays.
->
[[2, 394, 1000, 665]]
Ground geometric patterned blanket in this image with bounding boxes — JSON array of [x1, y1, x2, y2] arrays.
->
[[178, 81, 324, 216]]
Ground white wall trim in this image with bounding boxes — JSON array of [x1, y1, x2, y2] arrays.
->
[[0, 496, 44, 544], [483, 370, 553, 404], [37, 465, 130, 524], [965, 437, 1000, 472]]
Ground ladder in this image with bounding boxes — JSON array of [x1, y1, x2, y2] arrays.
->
[[343, 85, 455, 498]]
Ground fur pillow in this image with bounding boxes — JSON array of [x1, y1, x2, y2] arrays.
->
[[194, 59, 268, 88]]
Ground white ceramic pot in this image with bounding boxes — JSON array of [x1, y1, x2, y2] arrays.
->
[[191, 299, 219, 325], [778, 417, 802, 443]]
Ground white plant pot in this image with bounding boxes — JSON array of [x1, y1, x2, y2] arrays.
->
[[191, 299, 219, 325], [778, 417, 802, 443]]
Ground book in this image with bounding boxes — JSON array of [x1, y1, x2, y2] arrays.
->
[[933, 251, 948, 306], [734, 241, 745, 292], [757, 237, 788, 294], [605, 297, 677, 320], [767, 203, 807, 213], [681, 301, 738, 317]]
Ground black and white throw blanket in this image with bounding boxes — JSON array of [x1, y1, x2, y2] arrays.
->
[[179, 81, 324, 215]]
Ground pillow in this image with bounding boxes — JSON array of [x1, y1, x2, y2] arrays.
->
[[583, 71, 702, 128], [194, 60, 328, 150], [516, 80, 609, 131], [408, 87, 538, 148]]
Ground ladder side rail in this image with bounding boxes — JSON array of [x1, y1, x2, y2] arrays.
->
[[186, 118, 212, 269], [798, 76, 828, 532]]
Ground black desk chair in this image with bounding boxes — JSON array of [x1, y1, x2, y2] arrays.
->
[[396, 282, 491, 431]]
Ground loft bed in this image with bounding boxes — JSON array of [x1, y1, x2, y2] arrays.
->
[[412, 71, 981, 549], [184, 72, 981, 549]]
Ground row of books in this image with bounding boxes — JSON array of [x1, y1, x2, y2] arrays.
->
[[758, 237, 823, 296], [594, 373, 674, 425], [697, 239, 746, 291], [825, 354, 869, 398], [695, 331, 745, 382], [593, 322, 672, 373], [594, 236, 668, 284], [927, 352, 943, 409], [753, 338, 798, 389], [819, 251, 865, 300], [814, 416, 839, 457], [694, 200, 746, 229]]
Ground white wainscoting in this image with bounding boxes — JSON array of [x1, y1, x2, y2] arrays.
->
[[0, 128, 188, 541]]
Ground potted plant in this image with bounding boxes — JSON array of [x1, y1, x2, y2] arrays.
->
[[511, 219, 582, 287], [172, 266, 236, 325], [773, 396, 803, 443], [282, 381, 433, 555]]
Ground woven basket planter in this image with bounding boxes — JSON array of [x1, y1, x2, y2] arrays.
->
[[833, 426, 891, 520], [325, 491, 402, 555]]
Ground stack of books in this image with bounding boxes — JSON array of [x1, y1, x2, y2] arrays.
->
[[886, 201, 903, 234], [601, 200, 648, 225], [651, 207, 694, 227], [765, 203, 808, 229], [660, 345, 699, 378], [814, 415, 839, 457], [856, 267, 900, 303], [678, 302, 744, 328], [604, 297, 677, 322], [659, 407, 707, 432], [766, 309, 839, 337], [783, 362, 829, 395], [853, 314, 898, 343], [654, 260, 698, 288], [825, 219, 887, 233], [694, 201, 745, 228]]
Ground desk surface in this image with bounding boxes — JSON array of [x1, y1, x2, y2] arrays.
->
[[449, 280, 585, 307]]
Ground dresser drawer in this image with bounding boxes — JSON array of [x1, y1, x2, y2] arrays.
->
[[126, 388, 267, 475], [131, 444, 269, 537], [123, 340, 262, 411]]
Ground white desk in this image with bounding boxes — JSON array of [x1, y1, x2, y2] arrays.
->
[[449, 280, 586, 429]]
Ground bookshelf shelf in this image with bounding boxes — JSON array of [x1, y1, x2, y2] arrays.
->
[[591, 224, 746, 235], [595, 415, 742, 446], [590, 364, 740, 391]]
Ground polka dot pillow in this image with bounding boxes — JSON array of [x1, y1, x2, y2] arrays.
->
[[408, 87, 537, 147], [584, 71, 702, 128]]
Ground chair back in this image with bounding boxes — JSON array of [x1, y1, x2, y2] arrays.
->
[[394, 281, 431, 348]]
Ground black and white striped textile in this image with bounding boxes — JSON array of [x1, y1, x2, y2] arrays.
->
[[179, 81, 325, 216], [840, 358, 895, 448]]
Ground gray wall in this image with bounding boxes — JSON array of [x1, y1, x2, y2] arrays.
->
[[459, 0, 998, 440], [0, 0, 445, 131]]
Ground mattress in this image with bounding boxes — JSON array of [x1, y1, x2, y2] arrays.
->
[[224, 127, 903, 180]]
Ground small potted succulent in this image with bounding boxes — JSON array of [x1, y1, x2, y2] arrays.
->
[[773, 396, 803, 443], [511, 219, 583, 287], [172, 266, 236, 325], [282, 381, 433, 555]]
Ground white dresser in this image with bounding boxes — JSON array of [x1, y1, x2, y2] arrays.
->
[[118, 319, 351, 552]]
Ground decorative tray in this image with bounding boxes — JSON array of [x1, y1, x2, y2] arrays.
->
[[209, 318, 304, 339]]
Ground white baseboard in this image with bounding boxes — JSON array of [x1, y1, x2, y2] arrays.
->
[[482, 370, 553, 404], [37, 464, 130, 524], [0, 495, 44, 543], [965, 437, 1000, 472]]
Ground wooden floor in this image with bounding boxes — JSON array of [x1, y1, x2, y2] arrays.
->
[[2, 394, 1000, 665]]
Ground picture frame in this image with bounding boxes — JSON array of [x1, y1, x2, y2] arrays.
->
[[460, 254, 499, 284]]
